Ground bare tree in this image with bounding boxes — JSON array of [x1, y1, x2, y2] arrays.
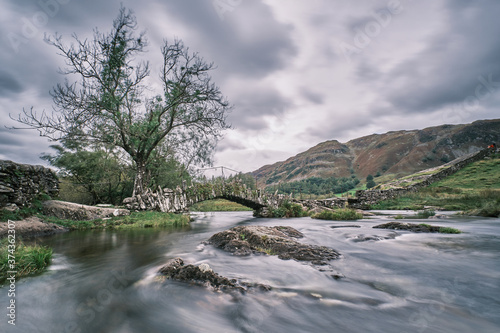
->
[[11, 7, 231, 196]]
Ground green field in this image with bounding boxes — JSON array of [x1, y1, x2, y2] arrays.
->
[[372, 154, 500, 216], [190, 199, 252, 212]]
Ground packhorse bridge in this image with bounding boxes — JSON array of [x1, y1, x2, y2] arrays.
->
[[122, 180, 347, 217]]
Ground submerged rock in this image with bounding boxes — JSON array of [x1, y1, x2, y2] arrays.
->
[[158, 257, 271, 292], [330, 225, 361, 229], [373, 221, 449, 233], [350, 233, 398, 242], [207, 225, 341, 265]]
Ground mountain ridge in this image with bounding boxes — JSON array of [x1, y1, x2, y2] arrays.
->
[[252, 119, 500, 187]]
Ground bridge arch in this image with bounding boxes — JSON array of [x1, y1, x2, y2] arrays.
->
[[123, 180, 285, 215]]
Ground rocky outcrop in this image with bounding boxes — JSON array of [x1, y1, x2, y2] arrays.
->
[[0, 216, 67, 238], [207, 225, 340, 265], [158, 257, 271, 292], [42, 200, 130, 221], [0, 160, 59, 209]]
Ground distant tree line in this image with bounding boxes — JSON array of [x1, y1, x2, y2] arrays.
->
[[265, 176, 360, 196]]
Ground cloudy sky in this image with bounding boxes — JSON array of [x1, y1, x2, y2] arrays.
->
[[1, 0, 499, 174]]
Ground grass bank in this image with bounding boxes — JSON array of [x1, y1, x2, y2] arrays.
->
[[372, 155, 500, 217], [0, 238, 52, 283], [42, 211, 191, 230], [190, 199, 252, 212]]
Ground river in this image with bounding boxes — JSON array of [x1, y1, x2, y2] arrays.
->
[[1, 212, 499, 333]]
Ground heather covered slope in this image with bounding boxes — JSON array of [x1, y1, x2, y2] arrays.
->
[[253, 119, 500, 187]]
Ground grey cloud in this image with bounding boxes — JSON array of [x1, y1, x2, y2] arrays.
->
[[374, 0, 500, 114], [0, 70, 24, 96], [215, 138, 246, 153], [0, 127, 24, 146], [159, 0, 297, 78], [305, 111, 374, 143], [0, 127, 51, 165], [302, 88, 325, 105], [230, 87, 292, 130]]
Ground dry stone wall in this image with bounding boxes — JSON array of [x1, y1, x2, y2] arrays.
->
[[0, 160, 59, 209]]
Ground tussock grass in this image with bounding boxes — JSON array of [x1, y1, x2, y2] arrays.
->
[[0, 238, 52, 283], [312, 208, 363, 221], [438, 227, 462, 234]]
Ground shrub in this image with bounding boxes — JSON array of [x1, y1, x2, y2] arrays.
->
[[270, 201, 308, 218]]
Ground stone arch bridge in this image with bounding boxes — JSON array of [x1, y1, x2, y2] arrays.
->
[[123, 180, 346, 217]]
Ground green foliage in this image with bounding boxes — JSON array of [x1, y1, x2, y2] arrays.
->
[[438, 227, 462, 234], [415, 210, 436, 218], [266, 176, 360, 196], [270, 201, 309, 218], [0, 238, 52, 283], [440, 155, 451, 163], [0, 196, 47, 222], [189, 199, 252, 212], [366, 174, 376, 189], [43, 143, 192, 205], [42, 145, 134, 205], [312, 208, 363, 221]]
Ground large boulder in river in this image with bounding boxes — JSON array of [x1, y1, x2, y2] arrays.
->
[[207, 225, 341, 265]]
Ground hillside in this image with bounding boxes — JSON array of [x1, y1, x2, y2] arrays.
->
[[252, 119, 500, 187], [372, 152, 500, 216]]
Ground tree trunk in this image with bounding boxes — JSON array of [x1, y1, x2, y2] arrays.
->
[[133, 162, 147, 196]]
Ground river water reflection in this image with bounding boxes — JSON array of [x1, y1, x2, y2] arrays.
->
[[1, 212, 499, 332]]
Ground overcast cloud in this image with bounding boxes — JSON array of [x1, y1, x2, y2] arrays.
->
[[1, 0, 499, 174]]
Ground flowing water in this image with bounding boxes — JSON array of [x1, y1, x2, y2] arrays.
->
[[1, 212, 499, 333]]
